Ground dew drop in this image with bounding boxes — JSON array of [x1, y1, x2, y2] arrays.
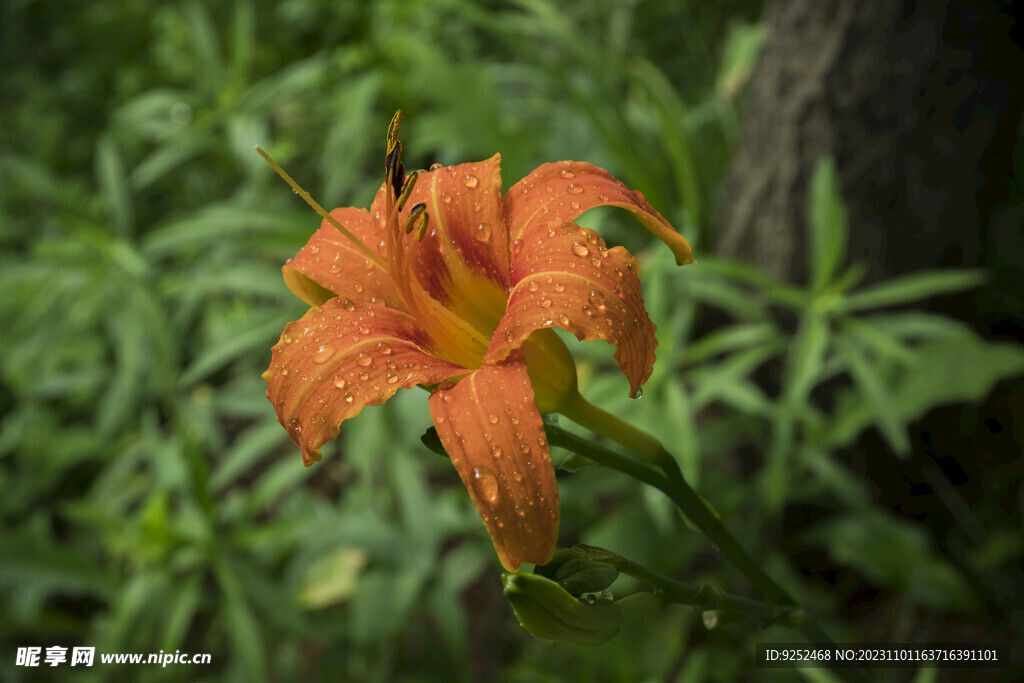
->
[[378, 341, 393, 355], [430, 162, 443, 170], [588, 291, 607, 310], [558, 313, 570, 325], [357, 353, 373, 367], [358, 325, 371, 335], [572, 243, 589, 257], [512, 470, 523, 483], [528, 281, 539, 292], [441, 192, 452, 204], [329, 263, 340, 273], [342, 299, 356, 311], [553, 282, 565, 292], [464, 175, 479, 188], [471, 466, 500, 504], [540, 298, 553, 309], [488, 414, 499, 425], [490, 445, 503, 459], [358, 372, 369, 381], [570, 200, 580, 210], [309, 245, 321, 254], [567, 183, 584, 194], [333, 376, 347, 390], [559, 168, 576, 179], [386, 373, 399, 384], [474, 223, 492, 242], [343, 392, 354, 403], [312, 345, 332, 363], [631, 386, 644, 399], [282, 332, 293, 343]]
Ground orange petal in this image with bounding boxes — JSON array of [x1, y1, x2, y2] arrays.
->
[[264, 296, 467, 465], [282, 207, 403, 309], [486, 222, 656, 397], [504, 161, 693, 266], [403, 155, 511, 329], [428, 354, 559, 572]]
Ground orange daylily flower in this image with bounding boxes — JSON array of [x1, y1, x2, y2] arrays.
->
[[263, 113, 692, 571]]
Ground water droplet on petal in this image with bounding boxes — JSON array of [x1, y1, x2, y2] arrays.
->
[[490, 445, 503, 459], [572, 243, 589, 257], [474, 223, 492, 242], [559, 168, 576, 179], [553, 282, 565, 292], [344, 392, 354, 403], [342, 299, 356, 311], [631, 386, 644, 399], [441, 192, 452, 204], [471, 466, 500, 504], [310, 245, 321, 254], [558, 314, 570, 325], [333, 376, 347, 389], [313, 345, 332, 363], [464, 175, 479, 188], [386, 373, 399, 384], [430, 162, 443, 170], [357, 353, 373, 367], [567, 183, 584, 194], [378, 341, 392, 355], [588, 291, 607, 310]]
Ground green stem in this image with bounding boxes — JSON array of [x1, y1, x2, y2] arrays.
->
[[550, 400, 866, 679], [574, 545, 801, 626]]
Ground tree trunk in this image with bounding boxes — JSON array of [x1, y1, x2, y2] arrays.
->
[[717, 0, 1024, 309]]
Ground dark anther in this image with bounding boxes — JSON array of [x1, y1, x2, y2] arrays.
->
[[404, 203, 427, 233], [397, 171, 420, 211]]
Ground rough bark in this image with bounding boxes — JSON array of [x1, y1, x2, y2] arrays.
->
[[717, 0, 1024, 300]]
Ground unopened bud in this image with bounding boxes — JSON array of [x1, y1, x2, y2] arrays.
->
[[503, 572, 621, 646]]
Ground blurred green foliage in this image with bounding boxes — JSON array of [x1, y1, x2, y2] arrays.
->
[[1, 0, 1021, 681]]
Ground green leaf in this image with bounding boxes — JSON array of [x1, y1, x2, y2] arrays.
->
[[838, 269, 988, 313], [95, 135, 134, 237], [681, 322, 780, 366], [783, 311, 829, 404], [836, 339, 911, 456], [808, 157, 847, 294], [826, 336, 1024, 450]]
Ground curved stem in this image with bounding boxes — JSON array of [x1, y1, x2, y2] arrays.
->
[[574, 545, 801, 626], [545, 420, 866, 680]]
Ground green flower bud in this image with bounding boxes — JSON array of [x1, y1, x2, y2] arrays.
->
[[503, 572, 622, 646], [555, 558, 619, 596]]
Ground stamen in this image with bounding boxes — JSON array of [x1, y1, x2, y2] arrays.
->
[[254, 145, 386, 270], [404, 203, 427, 234], [415, 211, 430, 241], [397, 170, 420, 211], [385, 111, 405, 199]]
